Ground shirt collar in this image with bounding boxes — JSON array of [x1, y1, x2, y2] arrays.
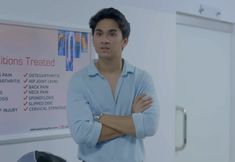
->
[[87, 60, 100, 77], [121, 59, 135, 77], [87, 59, 135, 77]]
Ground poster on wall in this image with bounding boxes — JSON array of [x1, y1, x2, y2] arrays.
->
[[0, 22, 92, 143]]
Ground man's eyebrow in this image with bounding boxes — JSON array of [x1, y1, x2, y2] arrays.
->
[[94, 29, 118, 32], [109, 29, 118, 33], [94, 29, 102, 32]]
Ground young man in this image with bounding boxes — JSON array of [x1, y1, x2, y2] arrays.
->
[[67, 7, 159, 162]]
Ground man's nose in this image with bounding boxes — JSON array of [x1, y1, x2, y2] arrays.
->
[[101, 34, 110, 43]]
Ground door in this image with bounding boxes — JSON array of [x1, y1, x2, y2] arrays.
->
[[176, 16, 231, 162]]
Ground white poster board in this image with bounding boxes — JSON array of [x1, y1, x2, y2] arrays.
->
[[0, 21, 92, 144]]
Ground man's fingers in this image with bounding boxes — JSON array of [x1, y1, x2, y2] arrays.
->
[[135, 94, 147, 102], [135, 94, 149, 105], [135, 98, 153, 113], [140, 99, 152, 110], [132, 94, 153, 113], [140, 96, 152, 105]]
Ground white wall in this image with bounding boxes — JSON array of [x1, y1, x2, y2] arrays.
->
[[231, 26, 235, 162], [0, 0, 176, 162], [117, 0, 176, 13]]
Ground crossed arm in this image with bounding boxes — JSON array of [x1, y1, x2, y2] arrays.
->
[[98, 94, 152, 142], [68, 73, 158, 146]]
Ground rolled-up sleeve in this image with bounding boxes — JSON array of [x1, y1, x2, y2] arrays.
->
[[67, 74, 102, 147], [132, 72, 159, 138]]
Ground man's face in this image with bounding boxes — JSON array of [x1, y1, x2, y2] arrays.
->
[[93, 18, 128, 60]]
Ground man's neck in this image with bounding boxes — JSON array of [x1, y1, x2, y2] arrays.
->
[[96, 58, 123, 74]]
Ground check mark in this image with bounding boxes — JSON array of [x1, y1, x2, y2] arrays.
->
[[24, 96, 28, 100], [24, 90, 28, 94], [24, 107, 29, 111], [24, 73, 28, 77], [24, 101, 28, 106], [24, 79, 28, 83], [24, 84, 28, 89]]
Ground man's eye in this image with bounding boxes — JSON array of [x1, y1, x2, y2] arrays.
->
[[95, 32, 102, 36], [110, 32, 117, 37]]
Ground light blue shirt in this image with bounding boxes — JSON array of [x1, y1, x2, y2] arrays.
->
[[67, 59, 159, 162]]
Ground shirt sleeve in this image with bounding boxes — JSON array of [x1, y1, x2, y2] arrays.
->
[[132, 71, 159, 138], [67, 73, 102, 147]]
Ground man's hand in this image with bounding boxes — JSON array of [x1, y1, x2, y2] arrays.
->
[[132, 94, 152, 113]]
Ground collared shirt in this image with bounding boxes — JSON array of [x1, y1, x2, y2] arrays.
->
[[67, 59, 159, 162]]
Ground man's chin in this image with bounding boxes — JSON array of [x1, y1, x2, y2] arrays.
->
[[98, 53, 110, 58]]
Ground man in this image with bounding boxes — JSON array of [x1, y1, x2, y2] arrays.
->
[[67, 7, 159, 162]]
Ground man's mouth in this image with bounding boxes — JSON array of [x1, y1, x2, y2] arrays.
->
[[101, 47, 109, 50]]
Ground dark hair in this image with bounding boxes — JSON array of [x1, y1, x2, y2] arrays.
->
[[89, 7, 130, 39]]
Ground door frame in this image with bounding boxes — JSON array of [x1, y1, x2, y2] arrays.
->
[[176, 12, 233, 33]]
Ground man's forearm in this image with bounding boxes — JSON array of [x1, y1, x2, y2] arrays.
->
[[98, 124, 124, 142], [99, 114, 136, 136]]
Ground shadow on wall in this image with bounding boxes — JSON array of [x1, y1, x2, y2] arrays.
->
[[17, 151, 67, 162]]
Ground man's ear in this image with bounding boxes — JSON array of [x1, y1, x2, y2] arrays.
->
[[122, 38, 128, 49]]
